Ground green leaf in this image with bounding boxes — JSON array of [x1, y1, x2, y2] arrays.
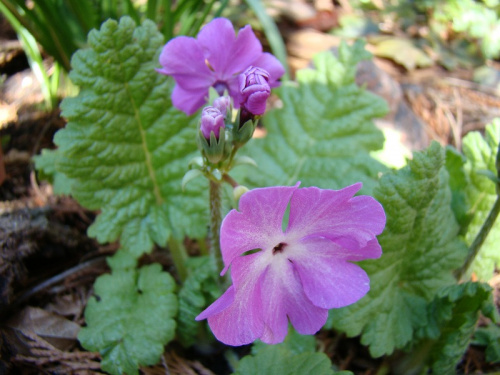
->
[[327, 142, 468, 357], [251, 327, 317, 356], [241, 41, 387, 194], [78, 264, 177, 375], [47, 17, 207, 256], [234, 329, 353, 375], [234, 332, 345, 375], [462, 119, 500, 280], [445, 146, 471, 232], [33, 149, 74, 195], [473, 323, 500, 363], [425, 282, 495, 374], [235, 348, 335, 375], [176, 256, 221, 347]]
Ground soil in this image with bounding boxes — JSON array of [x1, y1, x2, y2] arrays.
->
[[1, 4, 500, 375]]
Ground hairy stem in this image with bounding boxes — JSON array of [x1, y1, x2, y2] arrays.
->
[[455, 196, 500, 280], [209, 180, 223, 272]]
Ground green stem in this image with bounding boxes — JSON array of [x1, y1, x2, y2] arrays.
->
[[168, 237, 188, 282], [455, 196, 500, 280], [209, 179, 223, 273]]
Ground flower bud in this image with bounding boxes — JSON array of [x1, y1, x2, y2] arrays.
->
[[213, 96, 231, 119], [233, 185, 250, 203], [198, 106, 230, 164], [200, 106, 225, 141], [239, 66, 271, 116]]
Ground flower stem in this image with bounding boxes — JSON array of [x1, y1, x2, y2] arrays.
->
[[209, 179, 223, 273], [455, 195, 500, 280]]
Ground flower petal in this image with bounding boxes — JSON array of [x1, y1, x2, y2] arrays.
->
[[158, 36, 213, 90], [219, 184, 299, 274], [253, 52, 286, 86], [195, 285, 235, 321], [170, 85, 207, 115], [289, 237, 372, 309], [197, 253, 268, 346], [287, 183, 386, 249], [197, 19, 262, 77], [259, 256, 327, 342]]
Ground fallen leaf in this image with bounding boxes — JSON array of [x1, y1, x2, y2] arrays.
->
[[372, 37, 433, 70]]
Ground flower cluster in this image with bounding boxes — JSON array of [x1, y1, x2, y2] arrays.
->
[[158, 17, 285, 169], [196, 183, 386, 346], [157, 18, 285, 116]]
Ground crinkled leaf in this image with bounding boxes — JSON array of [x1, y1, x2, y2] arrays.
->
[[78, 264, 177, 375], [33, 149, 74, 195], [251, 327, 316, 356], [327, 142, 468, 357], [234, 338, 343, 375], [445, 146, 471, 232], [176, 256, 220, 347], [473, 324, 500, 363], [424, 282, 495, 374], [44, 17, 206, 256], [235, 329, 349, 375], [462, 119, 500, 280], [241, 40, 387, 194]]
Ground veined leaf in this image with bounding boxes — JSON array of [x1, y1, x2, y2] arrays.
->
[[473, 323, 500, 363], [78, 264, 177, 375], [241, 40, 387, 194], [176, 256, 221, 347], [425, 282, 495, 374], [234, 330, 347, 375], [327, 142, 468, 357], [33, 149, 75, 195], [462, 119, 500, 280], [41, 17, 206, 256]]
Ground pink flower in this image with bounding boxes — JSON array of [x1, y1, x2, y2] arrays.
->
[[196, 183, 385, 346], [157, 18, 285, 115]]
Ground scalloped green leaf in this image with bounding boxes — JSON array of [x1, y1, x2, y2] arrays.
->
[[234, 330, 345, 375], [444, 146, 470, 231], [327, 142, 468, 357], [33, 149, 74, 195], [462, 119, 500, 280], [176, 256, 221, 347], [473, 323, 500, 363], [425, 282, 495, 374], [251, 327, 316, 356], [43, 17, 206, 256], [78, 264, 177, 375], [241, 40, 387, 194], [235, 327, 349, 375]]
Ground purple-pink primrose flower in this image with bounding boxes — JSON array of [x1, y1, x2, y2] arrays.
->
[[196, 182, 386, 346], [157, 18, 285, 115], [200, 106, 225, 140], [239, 66, 271, 116]]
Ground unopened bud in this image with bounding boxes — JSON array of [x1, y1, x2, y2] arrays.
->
[[239, 66, 271, 116], [233, 185, 250, 203], [213, 96, 231, 119], [200, 106, 225, 141]]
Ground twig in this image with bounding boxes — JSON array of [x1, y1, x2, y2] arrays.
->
[[7, 256, 107, 313]]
